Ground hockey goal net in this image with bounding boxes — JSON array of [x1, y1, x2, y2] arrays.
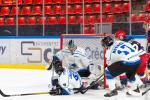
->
[[61, 34, 111, 88]]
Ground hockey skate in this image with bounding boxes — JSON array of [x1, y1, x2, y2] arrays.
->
[[126, 86, 141, 96], [104, 89, 118, 97]]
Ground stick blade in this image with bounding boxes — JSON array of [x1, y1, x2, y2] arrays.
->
[[0, 90, 10, 97]]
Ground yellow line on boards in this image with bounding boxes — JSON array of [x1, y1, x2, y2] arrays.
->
[[0, 64, 46, 70]]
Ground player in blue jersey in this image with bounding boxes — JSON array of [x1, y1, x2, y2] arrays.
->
[[115, 30, 150, 87], [49, 58, 84, 95], [101, 36, 141, 97]]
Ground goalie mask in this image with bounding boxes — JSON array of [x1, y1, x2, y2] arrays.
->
[[53, 60, 64, 75], [68, 40, 77, 55], [101, 36, 114, 48]]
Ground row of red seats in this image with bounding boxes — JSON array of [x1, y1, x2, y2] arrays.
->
[[0, 13, 149, 25], [0, 3, 130, 16], [0, 15, 115, 25], [131, 13, 150, 22], [0, 0, 129, 5]]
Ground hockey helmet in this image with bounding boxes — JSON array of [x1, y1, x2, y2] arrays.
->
[[101, 36, 114, 48], [115, 30, 126, 40], [52, 57, 64, 75], [68, 40, 76, 49]]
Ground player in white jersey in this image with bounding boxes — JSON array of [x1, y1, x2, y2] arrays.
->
[[101, 36, 141, 97], [49, 40, 101, 89], [49, 58, 84, 95], [115, 30, 150, 87]]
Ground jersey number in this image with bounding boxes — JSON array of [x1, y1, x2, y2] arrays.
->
[[69, 71, 79, 81], [116, 44, 135, 55]]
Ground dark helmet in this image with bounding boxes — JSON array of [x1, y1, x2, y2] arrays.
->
[[101, 36, 114, 48], [52, 57, 64, 75], [68, 40, 76, 49]]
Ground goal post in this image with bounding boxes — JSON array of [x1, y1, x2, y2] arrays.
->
[[61, 34, 111, 88]]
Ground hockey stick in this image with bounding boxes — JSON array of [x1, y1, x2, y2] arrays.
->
[[0, 90, 50, 97], [0, 74, 104, 97], [142, 87, 150, 96], [79, 73, 104, 94]]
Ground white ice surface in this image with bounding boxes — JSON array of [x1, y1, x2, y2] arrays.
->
[[0, 69, 149, 100]]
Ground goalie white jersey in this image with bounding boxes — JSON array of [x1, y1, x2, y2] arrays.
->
[[106, 40, 140, 66], [55, 47, 92, 71]]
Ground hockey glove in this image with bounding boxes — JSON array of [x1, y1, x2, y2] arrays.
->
[[49, 88, 61, 95]]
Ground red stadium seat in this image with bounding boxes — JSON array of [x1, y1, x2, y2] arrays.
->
[[89, 27, 95, 34], [84, 0, 92, 3], [58, 16, 66, 24], [64, 5, 73, 14], [45, 0, 52, 4], [122, 3, 129, 13], [93, 4, 100, 14], [0, 18, 4, 25], [113, 0, 122, 1], [74, 5, 82, 14], [87, 15, 95, 25], [94, 0, 100, 2], [113, 4, 121, 13], [44, 6, 53, 15], [72, 0, 81, 4], [32, 6, 42, 15], [11, 7, 21, 15], [138, 13, 145, 22], [77, 16, 86, 24], [53, 0, 63, 4], [84, 4, 92, 14], [68, 16, 76, 24], [4, 0, 12, 5], [0, 7, 10, 16], [24, 0, 32, 4], [28, 17, 36, 25], [131, 14, 138, 22], [103, 4, 111, 13], [0, 0, 2, 5], [47, 17, 57, 24], [6, 17, 15, 25], [54, 5, 62, 14], [38, 17, 46, 24], [104, 0, 112, 2], [13, 0, 22, 5], [67, 0, 72, 3], [18, 17, 26, 25], [84, 27, 90, 34], [77, 16, 83, 24], [97, 15, 105, 23], [21, 6, 31, 15], [145, 1, 150, 12], [33, 0, 43, 4], [106, 15, 115, 23]]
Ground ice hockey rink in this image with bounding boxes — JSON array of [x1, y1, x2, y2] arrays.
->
[[0, 69, 149, 100]]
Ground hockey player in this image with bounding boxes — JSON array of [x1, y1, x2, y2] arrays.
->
[[49, 40, 101, 89], [101, 36, 141, 97], [49, 57, 84, 95], [115, 30, 150, 86]]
